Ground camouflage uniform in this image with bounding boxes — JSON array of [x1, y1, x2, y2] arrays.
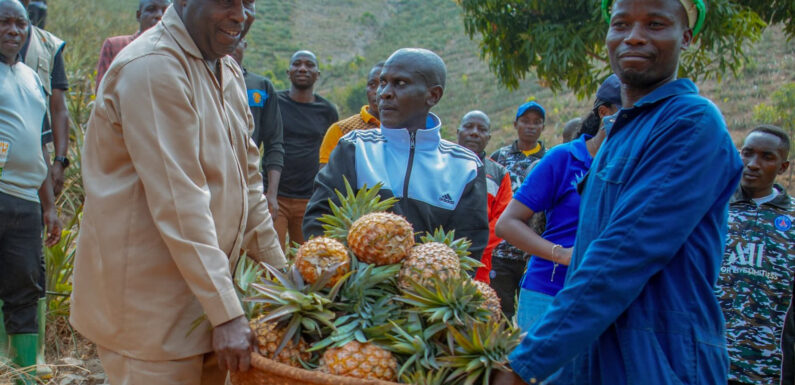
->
[[489, 140, 547, 261], [488, 140, 546, 318], [715, 184, 795, 384], [490, 140, 547, 194]]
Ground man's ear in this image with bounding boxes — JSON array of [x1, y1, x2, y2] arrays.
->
[[681, 28, 693, 50], [136, 9, 141, 22], [426, 85, 443, 108], [778, 159, 790, 176], [597, 105, 611, 119]]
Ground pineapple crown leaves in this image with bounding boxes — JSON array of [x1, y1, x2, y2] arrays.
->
[[284, 240, 300, 262], [421, 227, 484, 272], [438, 319, 523, 385], [396, 276, 490, 329], [399, 366, 451, 385], [385, 320, 442, 379], [318, 176, 398, 242], [338, 256, 401, 306], [234, 254, 265, 319], [245, 262, 349, 356], [310, 295, 402, 352]]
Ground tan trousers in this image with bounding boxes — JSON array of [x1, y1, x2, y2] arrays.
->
[[273, 196, 309, 249], [97, 346, 227, 385]]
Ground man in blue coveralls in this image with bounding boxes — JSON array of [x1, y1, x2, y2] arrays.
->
[[494, 0, 743, 383]]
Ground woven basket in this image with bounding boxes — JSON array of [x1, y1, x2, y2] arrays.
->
[[230, 351, 402, 385]]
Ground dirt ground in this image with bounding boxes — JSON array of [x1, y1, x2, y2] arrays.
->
[[1, 317, 104, 385]]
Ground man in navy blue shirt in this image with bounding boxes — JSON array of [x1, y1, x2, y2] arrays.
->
[[495, 0, 743, 384]]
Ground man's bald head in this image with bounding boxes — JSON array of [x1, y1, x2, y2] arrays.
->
[[290, 50, 318, 66], [287, 49, 320, 90], [561, 117, 582, 143], [3, 0, 26, 12], [137, 0, 169, 32], [377, 48, 447, 130], [459, 110, 490, 129], [385, 48, 446, 89], [457, 110, 491, 154]]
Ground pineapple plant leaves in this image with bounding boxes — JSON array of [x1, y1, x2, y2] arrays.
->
[[397, 275, 490, 331], [311, 256, 402, 352], [245, 262, 348, 358], [438, 319, 523, 385]]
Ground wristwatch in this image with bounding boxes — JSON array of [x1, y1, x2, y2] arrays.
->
[[54, 155, 70, 168]]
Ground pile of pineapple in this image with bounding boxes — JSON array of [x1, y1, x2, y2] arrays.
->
[[240, 180, 521, 385]]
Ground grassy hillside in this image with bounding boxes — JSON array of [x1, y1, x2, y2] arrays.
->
[[50, 0, 794, 154]]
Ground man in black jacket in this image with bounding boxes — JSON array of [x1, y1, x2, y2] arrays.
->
[[302, 48, 489, 259], [231, 39, 284, 219]]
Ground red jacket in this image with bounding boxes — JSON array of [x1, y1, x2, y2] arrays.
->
[[475, 156, 512, 283]]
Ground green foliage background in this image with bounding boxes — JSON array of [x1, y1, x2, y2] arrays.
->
[[50, 0, 794, 154]]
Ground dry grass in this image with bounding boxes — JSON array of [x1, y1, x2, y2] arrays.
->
[[1, 318, 102, 385]]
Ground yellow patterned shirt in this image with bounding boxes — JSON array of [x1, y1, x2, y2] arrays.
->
[[318, 105, 380, 164]]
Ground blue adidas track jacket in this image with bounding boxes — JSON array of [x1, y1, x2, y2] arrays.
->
[[302, 113, 489, 259]]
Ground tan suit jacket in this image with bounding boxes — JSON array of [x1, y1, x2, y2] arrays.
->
[[70, 6, 285, 361]]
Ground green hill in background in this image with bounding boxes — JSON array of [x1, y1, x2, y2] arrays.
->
[[50, 0, 794, 153]]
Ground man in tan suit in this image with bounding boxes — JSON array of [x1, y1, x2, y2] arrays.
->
[[70, 0, 285, 383]]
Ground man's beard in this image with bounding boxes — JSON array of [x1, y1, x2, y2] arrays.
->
[[617, 69, 661, 90]]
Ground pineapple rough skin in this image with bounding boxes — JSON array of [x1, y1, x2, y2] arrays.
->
[[473, 280, 502, 315], [250, 317, 311, 368], [295, 236, 350, 287], [348, 212, 415, 266], [320, 341, 398, 381], [398, 242, 461, 290]]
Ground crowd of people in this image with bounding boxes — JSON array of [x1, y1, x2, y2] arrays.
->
[[0, 0, 793, 384]]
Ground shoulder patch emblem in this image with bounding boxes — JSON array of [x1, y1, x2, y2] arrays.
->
[[247, 89, 267, 107], [774, 215, 792, 231], [439, 193, 454, 205]]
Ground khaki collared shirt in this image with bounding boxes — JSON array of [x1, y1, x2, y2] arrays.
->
[[70, 6, 285, 360]]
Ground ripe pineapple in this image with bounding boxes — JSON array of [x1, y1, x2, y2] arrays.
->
[[348, 212, 415, 265], [420, 227, 483, 272], [295, 236, 350, 287], [318, 177, 398, 242], [249, 316, 310, 367], [319, 341, 398, 381], [398, 242, 460, 290], [473, 280, 502, 315]]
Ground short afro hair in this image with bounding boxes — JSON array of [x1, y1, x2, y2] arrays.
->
[[748, 124, 790, 158]]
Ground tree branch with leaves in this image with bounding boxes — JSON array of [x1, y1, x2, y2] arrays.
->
[[455, 0, 791, 97]]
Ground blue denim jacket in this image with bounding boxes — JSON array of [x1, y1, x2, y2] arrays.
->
[[509, 79, 743, 385]]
